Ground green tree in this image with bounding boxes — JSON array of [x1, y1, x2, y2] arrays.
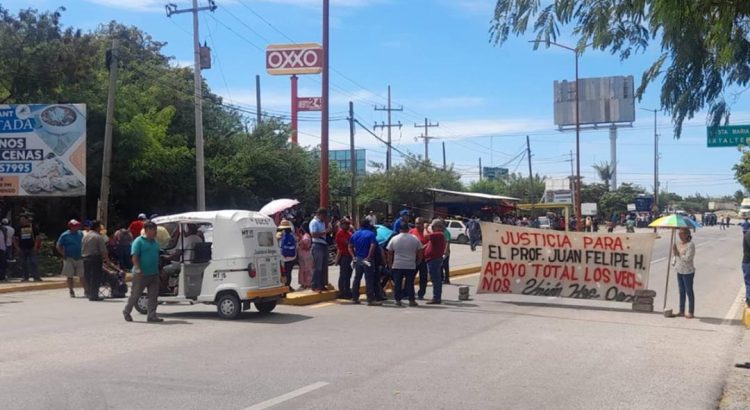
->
[[580, 182, 609, 204], [357, 159, 463, 209], [591, 162, 614, 190], [490, 0, 750, 137], [598, 183, 648, 217], [735, 190, 745, 204]]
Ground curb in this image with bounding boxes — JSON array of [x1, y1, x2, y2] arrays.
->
[[281, 264, 482, 306], [0, 275, 133, 295], [745, 307, 750, 328], [0, 266, 484, 306]]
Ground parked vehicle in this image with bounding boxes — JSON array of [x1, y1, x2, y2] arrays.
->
[[134, 210, 288, 320], [740, 198, 750, 219], [445, 219, 469, 243], [537, 216, 551, 229]]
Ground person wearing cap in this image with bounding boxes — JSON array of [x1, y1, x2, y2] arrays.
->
[[128, 213, 148, 239], [277, 219, 297, 291], [14, 215, 42, 282], [348, 219, 380, 305], [309, 207, 330, 292], [365, 210, 378, 226], [392, 209, 410, 233], [57, 220, 85, 297], [123, 221, 163, 322], [334, 218, 354, 299], [424, 219, 447, 304], [2, 218, 14, 263]]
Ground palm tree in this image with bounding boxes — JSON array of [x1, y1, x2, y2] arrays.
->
[[592, 161, 615, 190]]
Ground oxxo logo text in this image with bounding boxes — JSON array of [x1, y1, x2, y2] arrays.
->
[[266, 43, 323, 75]]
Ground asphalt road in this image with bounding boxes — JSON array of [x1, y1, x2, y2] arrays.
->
[[0, 225, 746, 410]]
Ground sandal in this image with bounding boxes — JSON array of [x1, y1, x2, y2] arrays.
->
[[734, 362, 750, 369]]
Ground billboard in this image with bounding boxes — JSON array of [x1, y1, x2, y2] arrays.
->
[[0, 104, 86, 196], [554, 76, 635, 127], [483, 167, 508, 181], [266, 43, 323, 76]]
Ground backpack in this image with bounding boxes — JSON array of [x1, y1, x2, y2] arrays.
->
[[280, 232, 297, 258]]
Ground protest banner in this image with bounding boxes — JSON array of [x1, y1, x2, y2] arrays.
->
[[0, 104, 86, 196], [477, 222, 656, 302]]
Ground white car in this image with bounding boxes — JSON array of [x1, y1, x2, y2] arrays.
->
[[537, 216, 551, 229], [445, 219, 469, 243]]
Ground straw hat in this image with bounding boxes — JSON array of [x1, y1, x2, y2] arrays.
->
[[278, 219, 294, 230]]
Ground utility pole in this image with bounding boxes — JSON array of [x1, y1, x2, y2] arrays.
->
[[348, 101, 357, 225], [526, 135, 533, 203], [641, 108, 660, 213], [98, 38, 118, 228], [373, 85, 402, 170], [320, 0, 330, 209], [415, 118, 439, 161], [442, 141, 446, 170], [166, 0, 217, 211], [255, 74, 262, 126], [479, 157, 483, 181]]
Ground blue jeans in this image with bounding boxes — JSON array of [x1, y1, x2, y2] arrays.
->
[[742, 263, 750, 305], [677, 273, 695, 315], [427, 257, 444, 301], [392, 268, 416, 301], [469, 235, 480, 251], [338, 255, 353, 297], [20, 249, 39, 280], [352, 258, 377, 302], [416, 261, 428, 299], [311, 243, 328, 290]]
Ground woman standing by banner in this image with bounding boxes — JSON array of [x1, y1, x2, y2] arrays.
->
[[672, 228, 696, 318]]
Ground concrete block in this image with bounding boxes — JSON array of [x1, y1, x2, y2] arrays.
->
[[458, 293, 470, 301], [458, 286, 470, 295], [633, 296, 654, 305], [634, 289, 657, 298], [632, 303, 654, 313]]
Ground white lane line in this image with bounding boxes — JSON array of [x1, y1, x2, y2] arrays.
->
[[722, 286, 746, 326], [243, 382, 329, 410], [309, 302, 335, 309]]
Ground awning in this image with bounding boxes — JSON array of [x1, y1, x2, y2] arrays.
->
[[427, 188, 521, 203]]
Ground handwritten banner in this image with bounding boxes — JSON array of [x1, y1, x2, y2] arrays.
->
[[477, 223, 656, 302]]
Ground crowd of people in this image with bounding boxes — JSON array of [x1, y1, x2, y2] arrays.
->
[[276, 208, 452, 306]]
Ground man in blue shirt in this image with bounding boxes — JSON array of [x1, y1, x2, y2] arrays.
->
[[741, 218, 750, 235], [348, 219, 380, 306], [57, 219, 84, 298], [466, 216, 481, 251], [309, 207, 330, 292], [392, 209, 410, 233], [123, 222, 163, 323]]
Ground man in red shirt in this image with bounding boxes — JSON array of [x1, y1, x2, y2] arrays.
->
[[128, 213, 147, 239], [409, 217, 429, 299], [335, 218, 354, 299], [424, 219, 447, 304]]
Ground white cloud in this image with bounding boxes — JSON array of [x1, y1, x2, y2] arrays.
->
[[84, 0, 237, 12], [169, 59, 194, 69]]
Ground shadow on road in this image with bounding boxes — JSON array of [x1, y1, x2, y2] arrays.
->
[[157, 311, 312, 324], [500, 300, 634, 314], [698, 317, 744, 326]]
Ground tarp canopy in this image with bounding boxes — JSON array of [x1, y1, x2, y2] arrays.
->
[[427, 188, 520, 203]]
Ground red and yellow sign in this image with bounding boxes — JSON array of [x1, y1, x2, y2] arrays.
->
[[266, 43, 323, 76]]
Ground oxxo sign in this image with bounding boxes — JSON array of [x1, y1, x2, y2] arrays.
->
[[266, 43, 323, 75]]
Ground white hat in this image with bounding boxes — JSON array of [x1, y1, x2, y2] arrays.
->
[[1, 218, 7, 224]]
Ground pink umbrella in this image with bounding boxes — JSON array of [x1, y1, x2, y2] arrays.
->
[[259, 198, 300, 216]]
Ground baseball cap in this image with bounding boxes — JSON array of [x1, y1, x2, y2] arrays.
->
[[137, 213, 147, 220], [1, 218, 8, 224], [67, 219, 81, 227], [399, 209, 409, 216]]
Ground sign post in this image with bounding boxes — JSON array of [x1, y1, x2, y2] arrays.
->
[[266, 43, 324, 146], [707, 125, 750, 147]]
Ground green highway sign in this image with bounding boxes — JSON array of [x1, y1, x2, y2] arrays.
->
[[707, 125, 750, 147]]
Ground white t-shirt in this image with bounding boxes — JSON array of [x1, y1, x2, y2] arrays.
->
[[182, 234, 203, 262], [3, 225, 13, 247], [387, 233, 422, 270]]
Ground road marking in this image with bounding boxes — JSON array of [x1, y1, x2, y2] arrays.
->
[[722, 286, 746, 326], [243, 382, 329, 410], [309, 302, 335, 309]]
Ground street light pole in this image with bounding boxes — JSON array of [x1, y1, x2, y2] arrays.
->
[[641, 108, 659, 213], [530, 40, 584, 231]]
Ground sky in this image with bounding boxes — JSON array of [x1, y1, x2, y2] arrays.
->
[[5, 0, 749, 197]]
